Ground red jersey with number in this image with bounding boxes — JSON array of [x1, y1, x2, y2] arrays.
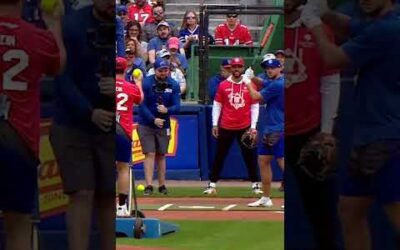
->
[[214, 23, 253, 46], [214, 76, 257, 130], [284, 23, 337, 136], [116, 78, 142, 138], [128, 3, 154, 24], [0, 17, 60, 155]]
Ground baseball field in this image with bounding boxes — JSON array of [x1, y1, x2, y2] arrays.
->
[[116, 181, 284, 250]]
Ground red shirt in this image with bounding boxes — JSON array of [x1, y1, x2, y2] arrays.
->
[[215, 77, 257, 130], [0, 17, 60, 155], [116, 78, 142, 138], [214, 23, 253, 46], [284, 24, 337, 136], [128, 3, 154, 24]]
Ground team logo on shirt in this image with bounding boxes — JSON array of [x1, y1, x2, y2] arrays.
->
[[228, 92, 245, 109], [299, 33, 316, 48], [284, 48, 308, 88]]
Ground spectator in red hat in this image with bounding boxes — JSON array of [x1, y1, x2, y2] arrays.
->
[[167, 37, 188, 73]]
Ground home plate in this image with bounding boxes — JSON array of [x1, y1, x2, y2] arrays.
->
[[178, 206, 215, 209]]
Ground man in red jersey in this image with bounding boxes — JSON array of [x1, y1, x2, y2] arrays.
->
[[283, 0, 341, 249], [214, 10, 253, 46], [0, 0, 65, 249], [203, 57, 262, 195], [115, 57, 143, 217], [128, 0, 154, 26]]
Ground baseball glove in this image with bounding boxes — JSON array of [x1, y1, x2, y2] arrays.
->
[[241, 129, 257, 149], [297, 133, 337, 181], [262, 132, 282, 147]]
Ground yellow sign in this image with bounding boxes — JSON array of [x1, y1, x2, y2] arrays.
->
[[38, 121, 69, 218], [132, 117, 179, 164]]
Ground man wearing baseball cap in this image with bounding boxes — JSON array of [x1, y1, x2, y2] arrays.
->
[[208, 58, 232, 100], [142, 4, 179, 42], [115, 57, 143, 216], [148, 21, 185, 64], [245, 59, 285, 207], [205, 57, 262, 195], [137, 58, 181, 195], [167, 36, 188, 73]]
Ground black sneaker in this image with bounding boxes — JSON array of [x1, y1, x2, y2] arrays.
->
[[158, 185, 168, 195], [143, 185, 153, 196]]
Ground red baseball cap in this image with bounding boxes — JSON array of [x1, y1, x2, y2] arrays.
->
[[168, 37, 180, 50], [116, 57, 127, 71], [230, 57, 245, 67]]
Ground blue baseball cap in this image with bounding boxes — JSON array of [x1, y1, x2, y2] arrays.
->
[[154, 58, 170, 70], [116, 5, 127, 14], [221, 58, 231, 68], [261, 58, 281, 68]]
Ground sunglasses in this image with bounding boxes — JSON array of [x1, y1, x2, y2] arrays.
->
[[227, 14, 238, 18], [186, 16, 196, 20], [153, 11, 164, 16]]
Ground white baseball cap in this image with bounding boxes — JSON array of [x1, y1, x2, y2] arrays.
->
[[262, 53, 276, 63]]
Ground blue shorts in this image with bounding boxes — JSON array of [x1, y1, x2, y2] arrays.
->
[[257, 135, 284, 158], [0, 122, 38, 214], [116, 131, 132, 163], [340, 141, 400, 204]]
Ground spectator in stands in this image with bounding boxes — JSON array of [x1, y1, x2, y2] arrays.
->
[[274, 49, 286, 66], [138, 58, 181, 195], [117, 4, 129, 26], [128, 0, 154, 26], [116, 15, 126, 57], [167, 36, 188, 73], [142, 4, 179, 42], [215, 11, 253, 46], [179, 10, 215, 58], [125, 39, 147, 82], [126, 20, 148, 61], [147, 21, 184, 64], [208, 58, 232, 101], [148, 49, 187, 95]]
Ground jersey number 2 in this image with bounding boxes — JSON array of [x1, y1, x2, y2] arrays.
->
[[117, 93, 129, 111], [2, 50, 29, 91]]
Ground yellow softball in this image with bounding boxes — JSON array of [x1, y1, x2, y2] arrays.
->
[[132, 69, 142, 78], [41, 0, 57, 13], [137, 184, 145, 191]]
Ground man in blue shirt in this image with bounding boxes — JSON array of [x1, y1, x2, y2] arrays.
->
[[50, 1, 115, 249], [137, 58, 181, 195], [207, 58, 232, 101], [245, 59, 285, 208], [147, 21, 185, 65], [302, 0, 400, 248]]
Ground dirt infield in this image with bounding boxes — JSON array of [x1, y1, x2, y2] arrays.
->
[[137, 197, 284, 221]]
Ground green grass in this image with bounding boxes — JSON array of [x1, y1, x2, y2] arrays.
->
[[117, 220, 284, 250], [136, 186, 284, 199]]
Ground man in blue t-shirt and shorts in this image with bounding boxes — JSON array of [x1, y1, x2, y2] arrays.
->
[[245, 58, 285, 207], [302, 0, 400, 248]]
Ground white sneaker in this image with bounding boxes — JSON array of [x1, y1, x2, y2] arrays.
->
[[203, 182, 217, 195], [116, 204, 130, 217], [251, 183, 264, 195], [248, 197, 273, 207]]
